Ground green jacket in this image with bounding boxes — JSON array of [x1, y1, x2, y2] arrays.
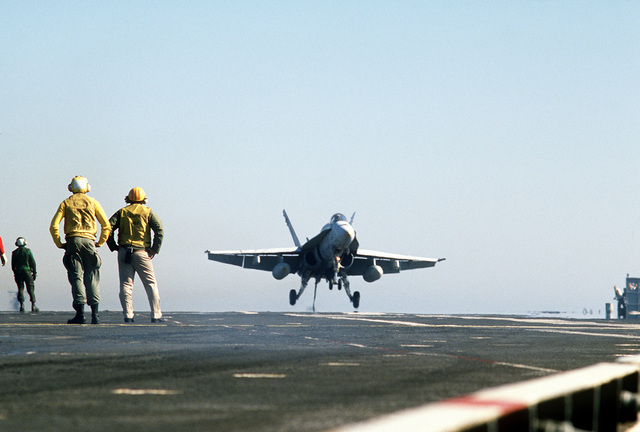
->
[[12, 246, 36, 275]]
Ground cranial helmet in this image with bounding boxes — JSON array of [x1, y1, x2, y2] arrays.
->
[[125, 187, 147, 204], [68, 176, 91, 193], [15, 237, 27, 247]]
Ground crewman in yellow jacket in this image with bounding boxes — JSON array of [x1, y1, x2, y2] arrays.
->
[[50, 176, 111, 324], [107, 187, 164, 323]]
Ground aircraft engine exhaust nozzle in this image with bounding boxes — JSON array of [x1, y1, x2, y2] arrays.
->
[[340, 252, 354, 268], [272, 262, 291, 280], [363, 265, 383, 283]]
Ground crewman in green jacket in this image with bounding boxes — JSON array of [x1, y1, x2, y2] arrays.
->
[[12, 237, 38, 312], [107, 187, 164, 323], [50, 176, 111, 324]]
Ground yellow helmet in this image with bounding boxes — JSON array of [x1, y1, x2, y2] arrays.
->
[[125, 187, 147, 203], [68, 176, 91, 193]]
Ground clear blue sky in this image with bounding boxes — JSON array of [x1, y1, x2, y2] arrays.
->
[[1, 1, 638, 315]]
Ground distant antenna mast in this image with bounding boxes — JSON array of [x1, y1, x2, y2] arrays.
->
[[282, 209, 301, 248], [350, 212, 356, 225]]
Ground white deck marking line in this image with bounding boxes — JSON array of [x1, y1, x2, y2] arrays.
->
[[287, 314, 559, 329], [322, 315, 439, 327], [291, 313, 537, 329], [415, 314, 640, 329], [530, 328, 640, 339], [323, 362, 360, 367], [285, 314, 559, 373], [348, 343, 369, 349], [233, 373, 286, 379], [112, 388, 182, 395], [491, 361, 557, 374], [286, 314, 440, 328], [288, 314, 640, 340], [429, 352, 559, 374]]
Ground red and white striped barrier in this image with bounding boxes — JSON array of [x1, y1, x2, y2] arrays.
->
[[329, 359, 640, 432]]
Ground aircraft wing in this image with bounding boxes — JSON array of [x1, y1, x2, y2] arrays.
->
[[205, 248, 301, 272], [347, 249, 442, 275]]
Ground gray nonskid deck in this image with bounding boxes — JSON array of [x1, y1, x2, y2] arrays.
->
[[0, 311, 638, 431]]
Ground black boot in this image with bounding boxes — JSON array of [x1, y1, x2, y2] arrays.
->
[[31, 303, 39, 313], [67, 304, 86, 324], [91, 304, 100, 325], [19, 302, 24, 313]]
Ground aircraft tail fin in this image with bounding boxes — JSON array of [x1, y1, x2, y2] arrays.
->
[[283, 209, 301, 248]]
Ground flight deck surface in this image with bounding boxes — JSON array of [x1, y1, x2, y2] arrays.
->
[[0, 311, 638, 431]]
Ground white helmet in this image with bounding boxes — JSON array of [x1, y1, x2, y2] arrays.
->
[[16, 237, 27, 247], [68, 175, 91, 193]]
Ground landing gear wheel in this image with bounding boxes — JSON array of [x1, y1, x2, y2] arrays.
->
[[328, 281, 333, 290], [352, 291, 360, 309], [289, 289, 297, 306], [338, 280, 342, 291]]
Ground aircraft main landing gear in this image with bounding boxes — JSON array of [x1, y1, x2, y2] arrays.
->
[[340, 275, 360, 309], [352, 291, 360, 309], [289, 289, 297, 306], [289, 275, 311, 306]]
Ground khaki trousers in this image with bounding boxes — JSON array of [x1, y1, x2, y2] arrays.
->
[[118, 248, 162, 319]]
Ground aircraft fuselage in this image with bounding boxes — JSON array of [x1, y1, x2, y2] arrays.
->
[[317, 219, 355, 265]]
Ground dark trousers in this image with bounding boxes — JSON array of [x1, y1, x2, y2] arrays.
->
[[15, 271, 36, 304], [63, 237, 102, 306]]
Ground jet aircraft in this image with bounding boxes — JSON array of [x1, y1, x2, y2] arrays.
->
[[205, 210, 444, 310]]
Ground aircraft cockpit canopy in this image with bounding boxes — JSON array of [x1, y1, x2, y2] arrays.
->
[[331, 213, 347, 224]]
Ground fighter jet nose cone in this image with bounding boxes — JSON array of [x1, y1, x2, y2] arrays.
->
[[335, 221, 356, 248], [345, 224, 355, 242]]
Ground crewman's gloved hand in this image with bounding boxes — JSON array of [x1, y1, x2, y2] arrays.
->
[[0, 254, 6, 266], [33, 272, 37, 281]]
